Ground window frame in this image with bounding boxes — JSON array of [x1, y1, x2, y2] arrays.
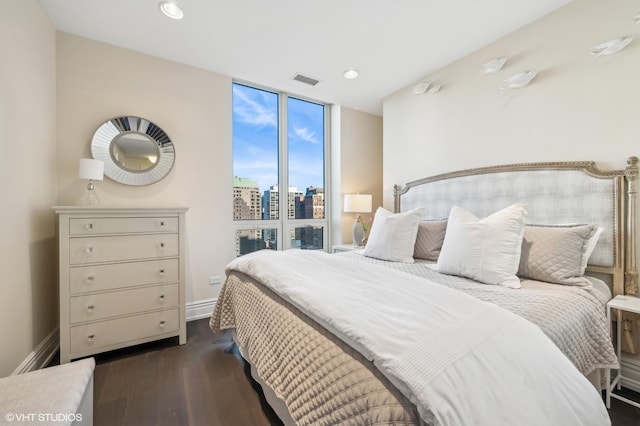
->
[[231, 80, 331, 254]]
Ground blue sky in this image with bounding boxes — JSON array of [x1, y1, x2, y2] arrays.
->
[[232, 83, 324, 193]]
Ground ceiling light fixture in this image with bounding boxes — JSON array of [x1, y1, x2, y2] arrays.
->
[[159, 1, 184, 20], [343, 69, 359, 79]]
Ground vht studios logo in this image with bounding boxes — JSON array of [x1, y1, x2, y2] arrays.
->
[[5, 413, 83, 423]]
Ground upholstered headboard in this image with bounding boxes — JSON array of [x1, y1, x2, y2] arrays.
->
[[394, 158, 639, 296]]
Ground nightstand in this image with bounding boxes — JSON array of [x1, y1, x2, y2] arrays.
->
[[332, 244, 361, 253], [606, 295, 640, 409]]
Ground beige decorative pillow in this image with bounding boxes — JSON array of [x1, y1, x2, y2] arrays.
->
[[518, 224, 599, 286], [413, 220, 448, 261]]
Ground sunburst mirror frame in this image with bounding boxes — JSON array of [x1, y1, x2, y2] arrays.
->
[[91, 115, 175, 186]]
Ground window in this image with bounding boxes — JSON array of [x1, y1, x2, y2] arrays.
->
[[232, 83, 329, 256]]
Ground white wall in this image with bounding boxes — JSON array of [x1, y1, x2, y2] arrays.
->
[[383, 0, 640, 209], [0, 2, 384, 375], [56, 33, 234, 306], [333, 106, 383, 244], [0, 1, 57, 376], [56, 35, 385, 322]]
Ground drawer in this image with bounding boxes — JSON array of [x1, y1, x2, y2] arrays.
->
[[69, 234, 179, 265], [69, 308, 179, 355], [69, 217, 178, 235], [69, 283, 179, 324], [69, 259, 179, 294]]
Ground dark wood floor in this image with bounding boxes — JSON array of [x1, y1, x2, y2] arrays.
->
[[610, 387, 640, 426], [54, 318, 640, 425], [89, 319, 281, 426]]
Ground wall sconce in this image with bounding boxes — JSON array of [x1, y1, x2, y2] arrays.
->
[[79, 158, 104, 205], [412, 81, 441, 95], [481, 57, 507, 74], [344, 193, 372, 247], [591, 37, 633, 60], [501, 70, 537, 89]]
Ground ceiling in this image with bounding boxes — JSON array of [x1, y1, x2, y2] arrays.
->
[[38, 0, 571, 116]]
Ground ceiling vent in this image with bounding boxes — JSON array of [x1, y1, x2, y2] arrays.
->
[[293, 74, 319, 86]]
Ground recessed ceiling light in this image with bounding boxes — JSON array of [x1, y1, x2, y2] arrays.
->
[[159, 1, 184, 20], [343, 69, 359, 79]]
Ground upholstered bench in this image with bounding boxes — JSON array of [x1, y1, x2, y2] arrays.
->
[[0, 358, 95, 425]]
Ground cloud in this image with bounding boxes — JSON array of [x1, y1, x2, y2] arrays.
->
[[289, 164, 323, 179], [251, 173, 279, 191], [292, 126, 318, 144], [233, 85, 277, 128], [233, 159, 278, 172]]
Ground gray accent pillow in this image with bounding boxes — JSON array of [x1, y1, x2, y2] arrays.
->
[[413, 219, 448, 261], [518, 224, 598, 286]]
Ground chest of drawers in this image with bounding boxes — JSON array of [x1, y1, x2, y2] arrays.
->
[[53, 207, 188, 363]]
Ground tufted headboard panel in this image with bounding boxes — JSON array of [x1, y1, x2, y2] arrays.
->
[[394, 158, 639, 296]]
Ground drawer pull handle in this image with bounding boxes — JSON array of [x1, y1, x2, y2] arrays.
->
[[86, 276, 95, 283], [159, 295, 165, 303], [160, 221, 165, 227], [85, 246, 94, 254], [159, 321, 166, 329], [86, 223, 94, 230], [87, 305, 95, 312], [159, 243, 165, 248], [159, 269, 165, 275], [87, 335, 95, 345]]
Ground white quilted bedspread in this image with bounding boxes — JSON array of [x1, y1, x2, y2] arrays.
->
[[224, 249, 611, 426], [339, 250, 618, 377]]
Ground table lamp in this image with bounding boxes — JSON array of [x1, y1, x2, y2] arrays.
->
[[79, 158, 104, 205], [344, 193, 372, 247]]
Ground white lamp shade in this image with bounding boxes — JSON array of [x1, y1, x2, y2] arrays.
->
[[344, 194, 372, 213], [79, 158, 104, 181]]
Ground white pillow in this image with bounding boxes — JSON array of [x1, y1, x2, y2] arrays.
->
[[363, 207, 423, 263], [583, 226, 604, 271], [436, 204, 528, 288]]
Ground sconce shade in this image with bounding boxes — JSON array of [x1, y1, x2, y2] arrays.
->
[[79, 159, 104, 181], [344, 194, 372, 213]]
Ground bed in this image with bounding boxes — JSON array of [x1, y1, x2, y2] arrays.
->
[[211, 157, 639, 425]]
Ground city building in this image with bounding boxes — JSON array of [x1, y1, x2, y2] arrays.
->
[[232, 177, 261, 220], [262, 185, 303, 220]]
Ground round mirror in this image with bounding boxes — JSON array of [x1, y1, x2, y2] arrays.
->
[[111, 132, 160, 172], [91, 116, 175, 186]]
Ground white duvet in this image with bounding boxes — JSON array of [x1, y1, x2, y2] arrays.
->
[[226, 249, 611, 426]]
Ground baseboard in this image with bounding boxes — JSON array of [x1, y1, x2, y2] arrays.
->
[[12, 328, 59, 375], [621, 352, 640, 393], [186, 298, 217, 322], [12, 299, 217, 375]]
